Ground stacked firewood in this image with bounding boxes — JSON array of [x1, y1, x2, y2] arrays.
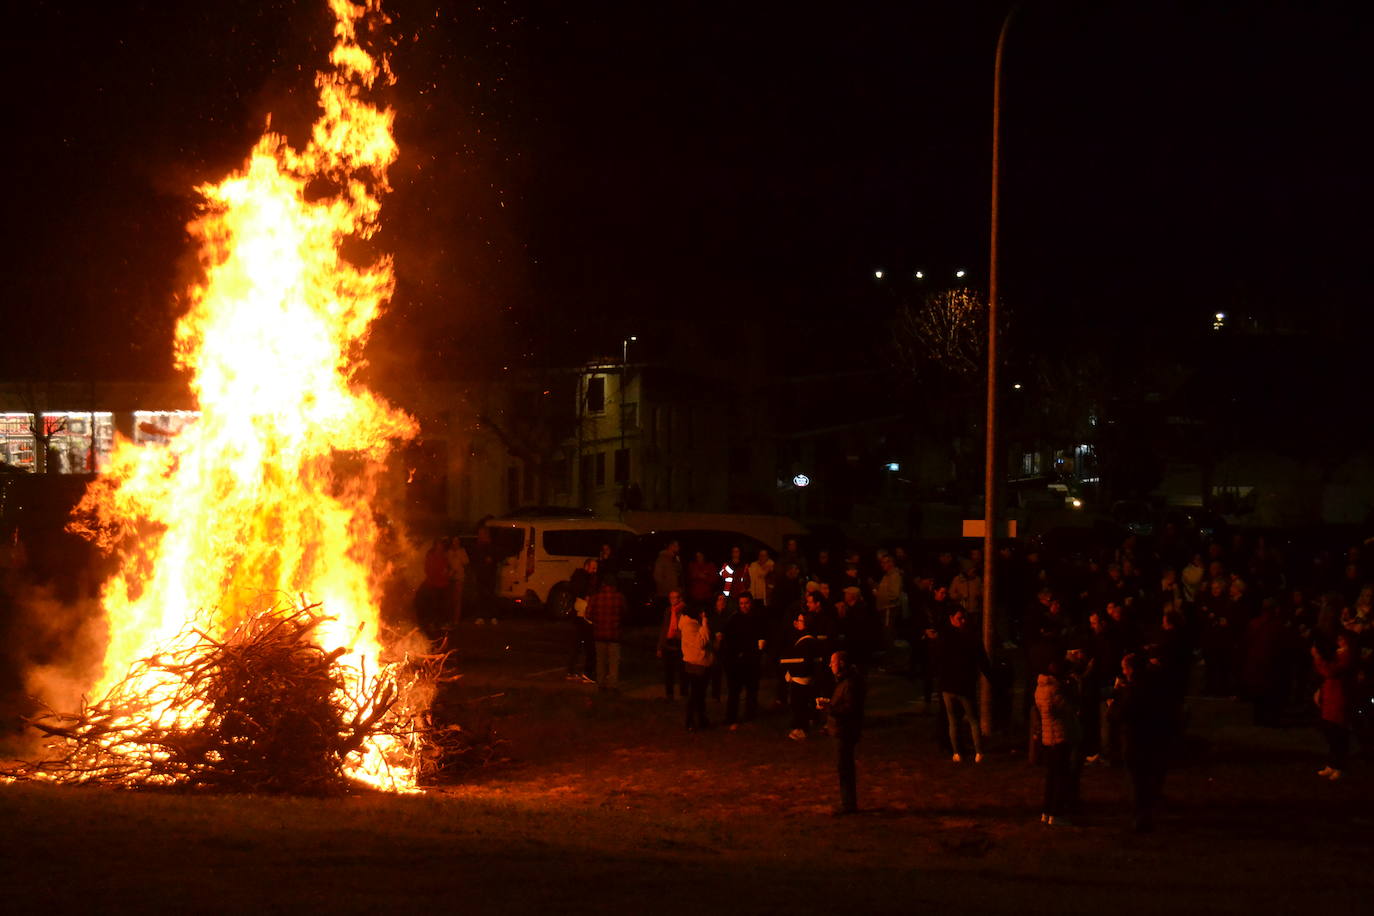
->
[[5, 603, 480, 793]]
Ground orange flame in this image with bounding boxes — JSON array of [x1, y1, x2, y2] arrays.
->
[[75, 0, 418, 789]]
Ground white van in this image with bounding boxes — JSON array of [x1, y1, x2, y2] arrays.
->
[[621, 511, 807, 552], [484, 516, 638, 613]]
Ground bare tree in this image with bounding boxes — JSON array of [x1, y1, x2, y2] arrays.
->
[[4, 381, 68, 474], [890, 288, 987, 381]]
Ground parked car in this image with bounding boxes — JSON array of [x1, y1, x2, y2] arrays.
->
[[482, 516, 638, 615]]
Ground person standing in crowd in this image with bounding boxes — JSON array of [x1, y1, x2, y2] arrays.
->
[[686, 550, 717, 609], [1198, 577, 1238, 696], [705, 590, 727, 703], [949, 561, 984, 620], [565, 558, 598, 684], [1242, 598, 1292, 726], [873, 552, 905, 635], [720, 545, 749, 599], [930, 606, 992, 763], [772, 563, 804, 627], [722, 591, 766, 728], [1036, 662, 1080, 827], [812, 548, 841, 589], [680, 603, 714, 732], [656, 589, 688, 700], [597, 542, 619, 582], [1313, 630, 1357, 781], [1340, 585, 1373, 637], [819, 650, 866, 815], [835, 585, 879, 669], [653, 539, 684, 616], [1083, 610, 1122, 763], [587, 580, 626, 692], [779, 537, 807, 580], [748, 548, 775, 610], [782, 610, 820, 740], [415, 537, 454, 640], [445, 536, 468, 624], [1111, 652, 1173, 832], [1107, 600, 1144, 656], [1181, 552, 1207, 606], [467, 521, 499, 620]]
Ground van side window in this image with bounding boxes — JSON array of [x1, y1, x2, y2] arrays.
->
[[543, 529, 632, 557]]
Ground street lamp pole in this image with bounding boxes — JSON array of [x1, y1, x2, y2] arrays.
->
[[980, 6, 1016, 738], [619, 336, 636, 513]]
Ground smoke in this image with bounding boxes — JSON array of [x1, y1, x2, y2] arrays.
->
[[0, 583, 108, 754]]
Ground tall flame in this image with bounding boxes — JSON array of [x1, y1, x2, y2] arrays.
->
[[75, 0, 417, 788]]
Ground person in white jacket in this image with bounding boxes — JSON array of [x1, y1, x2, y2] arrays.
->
[[680, 608, 714, 732]]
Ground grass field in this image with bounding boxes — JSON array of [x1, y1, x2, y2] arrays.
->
[[3, 619, 1372, 914]]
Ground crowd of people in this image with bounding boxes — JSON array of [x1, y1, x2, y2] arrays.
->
[[553, 527, 1373, 824]]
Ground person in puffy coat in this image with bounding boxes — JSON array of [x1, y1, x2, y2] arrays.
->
[[1036, 663, 1080, 826], [680, 606, 714, 732]]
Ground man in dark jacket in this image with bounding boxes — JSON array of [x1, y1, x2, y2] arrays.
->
[[721, 592, 767, 727], [930, 607, 992, 763], [835, 585, 880, 668], [820, 650, 866, 815], [1110, 652, 1174, 832]]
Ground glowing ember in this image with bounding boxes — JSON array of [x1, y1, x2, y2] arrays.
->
[[67, 0, 419, 790]]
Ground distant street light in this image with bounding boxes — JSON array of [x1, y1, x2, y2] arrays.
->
[[792, 474, 811, 488], [955, 269, 967, 279], [886, 462, 900, 472], [874, 269, 884, 280], [914, 270, 925, 280]]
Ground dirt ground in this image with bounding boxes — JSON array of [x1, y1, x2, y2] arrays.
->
[[3, 618, 1372, 915]]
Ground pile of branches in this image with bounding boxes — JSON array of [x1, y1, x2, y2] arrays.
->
[[6, 603, 468, 794]]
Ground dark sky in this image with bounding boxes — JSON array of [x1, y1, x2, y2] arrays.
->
[[3, 0, 1372, 385]]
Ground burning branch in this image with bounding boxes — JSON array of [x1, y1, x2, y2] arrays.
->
[[4, 602, 480, 794]]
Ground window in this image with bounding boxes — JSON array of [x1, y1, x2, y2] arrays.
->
[[522, 462, 536, 501], [543, 529, 634, 557], [614, 448, 630, 484], [620, 401, 638, 430], [594, 451, 606, 487], [645, 405, 656, 445], [586, 376, 606, 415]]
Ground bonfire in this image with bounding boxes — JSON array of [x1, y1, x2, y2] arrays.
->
[[7, 0, 470, 792]]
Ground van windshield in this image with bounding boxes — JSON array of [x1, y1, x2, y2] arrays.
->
[[543, 529, 633, 558]]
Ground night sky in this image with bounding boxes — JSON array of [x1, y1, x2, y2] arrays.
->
[[3, 0, 1372, 388]]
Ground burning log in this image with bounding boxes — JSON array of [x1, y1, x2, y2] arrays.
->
[[4, 602, 482, 794]]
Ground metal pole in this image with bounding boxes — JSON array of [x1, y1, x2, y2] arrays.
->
[[981, 6, 1016, 737]]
